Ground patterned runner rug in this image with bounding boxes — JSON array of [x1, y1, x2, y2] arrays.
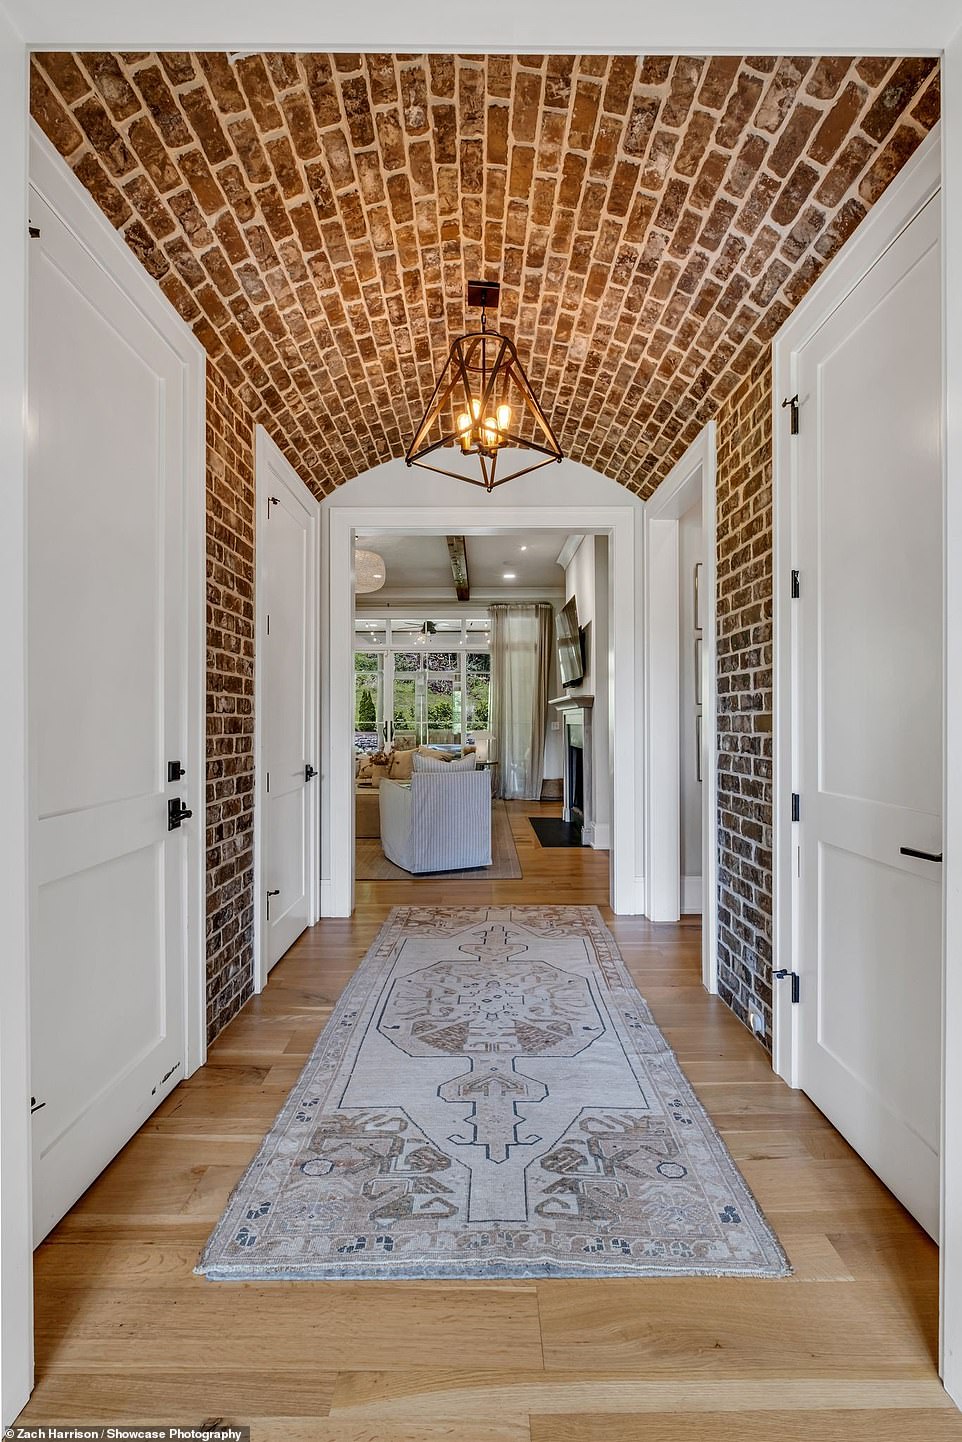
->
[[198, 907, 789, 1280]]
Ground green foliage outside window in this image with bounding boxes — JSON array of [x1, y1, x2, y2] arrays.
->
[[356, 686, 377, 730]]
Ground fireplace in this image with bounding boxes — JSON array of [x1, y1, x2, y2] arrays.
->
[[566, 718, 585, 829], [551, 694, 594, 846]]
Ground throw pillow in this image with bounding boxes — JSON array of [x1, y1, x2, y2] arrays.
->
[[388, 747, 416, 781], [448, 751, 477, 770], [413, 750, 477, 773], [417, 746, 455, 762]]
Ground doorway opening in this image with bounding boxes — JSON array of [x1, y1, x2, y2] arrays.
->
[[349, 527, 606, 886], [644, 422, 719, 992], [322, 484, 645, 918]]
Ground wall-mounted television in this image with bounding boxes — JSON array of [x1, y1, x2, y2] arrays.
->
[[557, 596, 585, 688]]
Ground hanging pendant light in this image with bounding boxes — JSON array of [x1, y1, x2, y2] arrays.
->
[[405, 280, 564, 493], [354, 548, 386, 594]]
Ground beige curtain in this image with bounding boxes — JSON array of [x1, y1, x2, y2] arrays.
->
[[490, 603, 553, 801]]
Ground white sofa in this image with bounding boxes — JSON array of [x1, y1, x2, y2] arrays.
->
[[379, 770, 492, 874]]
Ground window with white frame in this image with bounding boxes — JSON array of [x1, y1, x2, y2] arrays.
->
[[354, 616, 491, 753]]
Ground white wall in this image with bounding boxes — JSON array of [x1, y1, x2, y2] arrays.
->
[[678, 497, 703, 887], [943, 19, 962, 1407], [563, 533, 611, 847], [0, 9, 32, 1425]]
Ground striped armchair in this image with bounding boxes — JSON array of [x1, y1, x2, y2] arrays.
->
[[379, 771, 492, 874]]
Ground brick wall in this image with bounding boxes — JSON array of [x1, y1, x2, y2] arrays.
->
[[205, 363, 257, 1039], [715, 350, 775, 1047]]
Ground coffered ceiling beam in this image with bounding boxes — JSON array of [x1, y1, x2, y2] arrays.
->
[[446, 536, 470, 601]]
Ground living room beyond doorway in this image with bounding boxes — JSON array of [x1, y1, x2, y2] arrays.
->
[[351, 528, 611, 885]]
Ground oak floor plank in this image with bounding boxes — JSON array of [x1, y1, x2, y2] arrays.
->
[[16, 803, 956, 1430], [528, 1409, 962, 1440]]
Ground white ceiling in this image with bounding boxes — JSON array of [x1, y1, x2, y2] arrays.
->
[[354, 529, 568, 599], [6, 1, 954, 51]]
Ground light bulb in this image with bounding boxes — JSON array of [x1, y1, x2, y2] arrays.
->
[[484, 418, 498, 448], [457, 411, 471, 432], [471, 398, 481, 420], [496, 403, 511, 432]]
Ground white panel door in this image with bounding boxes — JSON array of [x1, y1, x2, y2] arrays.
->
[[28, 190, 192, 1241], [258, 432, 318, 975], [796, 194, 942, 1237]]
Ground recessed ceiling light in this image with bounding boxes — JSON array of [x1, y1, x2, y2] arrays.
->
[[520, 545, 528, 551], [503, 571, 516, 580]]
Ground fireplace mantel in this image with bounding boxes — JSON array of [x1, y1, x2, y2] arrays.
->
[[550, 693, 594, 712]]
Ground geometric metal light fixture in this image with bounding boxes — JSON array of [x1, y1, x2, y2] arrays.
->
[[354, 547, 386, 594], [405, 280, 564, 493]]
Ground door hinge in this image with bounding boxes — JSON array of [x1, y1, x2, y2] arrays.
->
[[167, 759, 185, 782], [268, 496, 280, 514], [151, 1060, 181, 1096], [266, 770, 270, 794], [266, 887, 280, 921], [791, 569, 800, 599], [266, 613, 270, 636], [304, 763, 317, 781], [774, 968, 800, 1003], [782, 393, 799, 435], [30, 1096, 46, 1114], [28, 224, 40, 239], [791, 792, 800, 822]]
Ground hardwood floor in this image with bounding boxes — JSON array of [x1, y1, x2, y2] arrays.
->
[[18, 802, 959, 1438]]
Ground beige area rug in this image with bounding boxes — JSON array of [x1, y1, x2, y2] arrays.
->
[[198, 907, 789, 1281], [355, 800, 522, 880]]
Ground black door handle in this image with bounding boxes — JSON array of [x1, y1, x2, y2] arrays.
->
[[168, 799, 193, 830], [900, 846, 943, 863], [304, 764, 317, 781]]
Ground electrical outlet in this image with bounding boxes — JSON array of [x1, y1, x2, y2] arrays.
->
[[749, 1008, 765, 1038]]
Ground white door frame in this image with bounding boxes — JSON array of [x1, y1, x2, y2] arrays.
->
[[771, 125, 942, 1086], [643, 423, 719, 990], [253, 425, 321, 992], [324, 503, 644, 918], [28, 127, 208, 1070]]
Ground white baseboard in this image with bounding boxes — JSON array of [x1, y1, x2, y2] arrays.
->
[[591, 822, 611, 851], [682, 874, 704, 914], [319, 878, 350, 918], [611, 874, 646, 916]]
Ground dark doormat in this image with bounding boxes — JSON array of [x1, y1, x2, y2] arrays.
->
[[528, 816, 584, 848]]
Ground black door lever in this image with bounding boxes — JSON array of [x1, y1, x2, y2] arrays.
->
[[168, 799, 193, 830], [900, 846, 943, 863]]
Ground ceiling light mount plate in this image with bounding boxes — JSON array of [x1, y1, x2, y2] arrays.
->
[[466, 279, 501, 310], [405, 277, 564, 494]]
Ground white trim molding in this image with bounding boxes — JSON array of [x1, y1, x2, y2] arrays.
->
[[643, 422, 719, 991], [323, 497, 645, 918], [682, 875, 704, 914]]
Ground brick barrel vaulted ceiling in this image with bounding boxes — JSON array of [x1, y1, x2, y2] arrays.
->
[[31, 51, 939, 498]]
